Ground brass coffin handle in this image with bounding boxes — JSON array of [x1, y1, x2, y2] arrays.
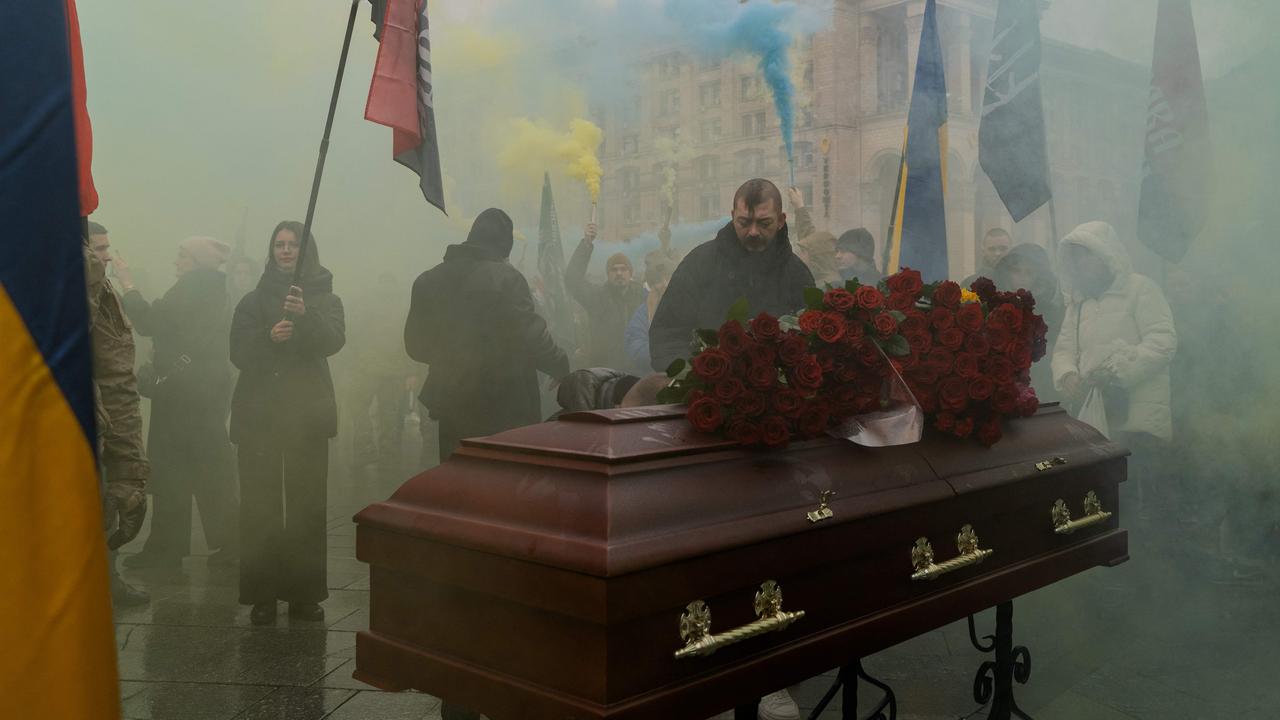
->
[[674, 580, 805, 660], [911, 524, 994, 581], [1051, 491, 1112, 535]]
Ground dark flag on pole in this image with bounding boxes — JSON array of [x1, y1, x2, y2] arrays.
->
[[365, 0, 446, 214], [979, 0, 1051, 223], [887, 0, 948, 282], [537, 172, 576, 348], [1138, 0, 1210, 263]]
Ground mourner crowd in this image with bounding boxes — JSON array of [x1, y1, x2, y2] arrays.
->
[[89, 177, 1267, 720]]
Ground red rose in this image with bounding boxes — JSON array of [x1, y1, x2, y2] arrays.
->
[[713, 377, 746, 404], [992, 384, 1019, 414], [968, 375, 995, 401], [749, 313, 782, 343], [687, 397, 724, 433], [956, 303, 984, 334], [905, 329, 932, 354], [873, 313, 898, 338], [908, 364, 940, 387], [901, 310, 930, 336], [887, 268, 924, 298], [772, 388, 805, 417], [933, 281, 962, 308], [798, 310, 823, 334], [747, 361, 778, 390], [736, 391, 767, 417], [832, 384, 861, 412], [855, 285, 885, 310], [976, 416, 1003, 446], [1007, 340, 1032, 371], [823, 288, 856, 312], [817, 311, 848, 343], [926, 347, 955, 374], [939, 377, 969, 412], [929, 308, 955, 330], [939, 327, 965, 350], [886, 292, 915, 312], [726, 418, 763, 445], [986, 355, 1015, 385], [857, 340, 883, 368], [790, 356, 824, 391], [988, 325, 1014, 352], [835, 362, 860, 382], [954, 352, 980, 379], [934, 411, 956, 432], [748, 342, 778, 368], [691, 348, 731, 382], [797, 399, 832, 436], [844, 322, 866, 345], [815, 349, 839, 373], [761, 416, 791, 447], [953, 415, 975, 438], [1017, 384, 1040, 417], [989, 303, 1023, 332], [718, 320, 751, 356], [970, 277, 997, 302], [687, 389, 709, 405], [964, 332, 991, 356], [778, 333, 809, 366]]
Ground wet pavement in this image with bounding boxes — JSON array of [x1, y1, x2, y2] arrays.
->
[[113, 461, 1279, 719]]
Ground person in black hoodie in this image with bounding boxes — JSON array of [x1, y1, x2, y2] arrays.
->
[[230, 221, 345, 625], [649, 178, 814, 370], [405, 208, 569, 460], [115, 236, 238, 570]]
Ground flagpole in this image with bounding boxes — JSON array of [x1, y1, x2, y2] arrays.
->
[[293, 0, 362, 285]]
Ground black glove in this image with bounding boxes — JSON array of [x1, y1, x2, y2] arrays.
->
[[104, 481, 147, 550]]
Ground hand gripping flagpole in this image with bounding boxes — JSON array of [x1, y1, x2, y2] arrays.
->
[[292, 0, 362, 286]]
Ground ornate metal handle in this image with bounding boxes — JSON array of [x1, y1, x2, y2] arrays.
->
[[1051, 491, 1112, 535], [911, 524, 994, 581], [674, 580, 805, 660]]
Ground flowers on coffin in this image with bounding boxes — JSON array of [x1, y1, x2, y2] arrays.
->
[[658, 269, 1049, 447]]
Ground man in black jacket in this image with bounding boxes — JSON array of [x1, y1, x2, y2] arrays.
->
[[649, 178, 814, 370], [405, 208, 569, 460]]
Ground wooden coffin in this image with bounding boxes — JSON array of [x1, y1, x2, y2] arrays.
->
[[353, 404, 1127, 720]]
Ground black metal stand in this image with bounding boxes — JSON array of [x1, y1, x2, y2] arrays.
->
[[805, 659, 897, 720], [968, 601, 1033, 720]]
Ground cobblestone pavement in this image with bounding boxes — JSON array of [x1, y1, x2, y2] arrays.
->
[[113, 460, 1279, 719]]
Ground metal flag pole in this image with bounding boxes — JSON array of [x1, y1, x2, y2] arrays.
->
[[292, 0, 362, 285]]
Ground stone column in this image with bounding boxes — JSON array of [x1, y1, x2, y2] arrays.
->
[[859, 12, 879, 117], [951, 12, 972, 116]]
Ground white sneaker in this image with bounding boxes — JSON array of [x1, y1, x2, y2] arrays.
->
[[758, 689, 800, 720]]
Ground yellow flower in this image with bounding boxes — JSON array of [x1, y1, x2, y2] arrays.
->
[[960, 288, 980, 304]]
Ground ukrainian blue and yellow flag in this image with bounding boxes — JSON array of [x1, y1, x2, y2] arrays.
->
[[0, 2, 121, 717], [886, 0, 949, 282]]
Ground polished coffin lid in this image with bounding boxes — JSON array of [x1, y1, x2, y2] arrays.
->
[[354, 404, 1122, 578]]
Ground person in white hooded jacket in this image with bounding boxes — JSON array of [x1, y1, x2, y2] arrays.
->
[[1052, 221, 1177, 509]]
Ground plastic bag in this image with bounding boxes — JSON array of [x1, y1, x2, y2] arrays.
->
[[1076, 386, 1110, 438]]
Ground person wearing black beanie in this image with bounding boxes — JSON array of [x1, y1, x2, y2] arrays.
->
[[405, 209, 569, 460]]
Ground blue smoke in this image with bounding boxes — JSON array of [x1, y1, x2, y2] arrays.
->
[[665, 0, 799, 179]]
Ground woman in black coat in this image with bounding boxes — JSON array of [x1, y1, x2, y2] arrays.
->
[[116, 236, 237, 569], [230, 221, 345, 625]]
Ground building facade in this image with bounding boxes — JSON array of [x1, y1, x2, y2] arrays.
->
[[594, 0, 1148, 280]]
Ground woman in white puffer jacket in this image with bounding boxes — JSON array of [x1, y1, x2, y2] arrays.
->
[[1051, 221, 1177, 443]]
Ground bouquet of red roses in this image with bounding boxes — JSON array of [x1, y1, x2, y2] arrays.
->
[[658, 270, 1049, 448]]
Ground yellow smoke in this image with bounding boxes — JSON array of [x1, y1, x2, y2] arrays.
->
[[654, 135, 693, 213], [500, 117, 604, 202]]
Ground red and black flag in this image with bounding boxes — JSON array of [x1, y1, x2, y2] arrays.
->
[[365, 0, 446, 214], [1138, 0, 1210, 263]]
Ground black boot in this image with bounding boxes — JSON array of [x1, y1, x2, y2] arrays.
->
[[110, 575, 150, 607], [288, 602, 324, 622], [250, 602, 277, 625]]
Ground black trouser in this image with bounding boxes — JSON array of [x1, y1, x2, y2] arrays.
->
[[237, 437, 329, 605], [142, 453, 237, 558]]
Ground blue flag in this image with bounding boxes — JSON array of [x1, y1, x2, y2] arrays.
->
[[979, 0, 1051, 222], [887, 0, 949, 282]]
